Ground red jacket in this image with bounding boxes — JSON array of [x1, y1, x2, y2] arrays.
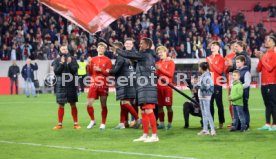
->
[[87, 55, 112, 87], [156, 59, 175, 88], [256, 49, 276, 85], [206, 53, 225, 86]]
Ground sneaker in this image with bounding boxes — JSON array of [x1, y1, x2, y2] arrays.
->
[[144, 136, 159, 143], [268, 126, 276, 131], [227, 124, 233, 128], [87, 121, 96, 129], [53, 125, 63, 130], [99, 124, 106, 130], [229, 128, 237, 132], [167, 124, 172, 130], [74, 124, 81, 129], [184, 124, 189, 129], [210, 130, 216, 136], [217, 123, 223, 129], [257, 125, 271, 131], [134, 119, 141, 129], [197, 130, 210, 136], [157, 124, 165, 129], [133, 135, 148, 142], [114, 124, 125, 129]]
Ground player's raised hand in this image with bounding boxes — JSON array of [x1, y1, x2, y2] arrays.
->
[[155, 64, 161, 69]]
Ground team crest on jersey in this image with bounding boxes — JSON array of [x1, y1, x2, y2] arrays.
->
[[129, 66, 133, 70], [165, 97, 171, 103]]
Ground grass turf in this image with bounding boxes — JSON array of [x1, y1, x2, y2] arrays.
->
[[0, 88, 276, 159]]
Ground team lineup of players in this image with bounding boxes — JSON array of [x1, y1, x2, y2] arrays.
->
[[51, 35, 276, 142]]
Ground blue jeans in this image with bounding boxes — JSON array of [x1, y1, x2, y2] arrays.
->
[[233, 105, 246, 130], [199, 98, 215, 131], [25, 78, 36, 97]]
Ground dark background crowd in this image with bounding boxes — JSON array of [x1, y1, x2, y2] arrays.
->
[[0, 0, 275, 61]]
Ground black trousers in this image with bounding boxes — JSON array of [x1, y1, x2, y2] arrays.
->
[[78, 75, 86, 92], [10, 78, 18, 95], [210, 85, 225, 124], [183, 102, 202, 127], [261, 84, 276, 124]]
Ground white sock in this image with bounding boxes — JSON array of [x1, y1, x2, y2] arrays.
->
[[160, 122, 164, 126], [152, 134, 157, 138], [142, 134, 148, 138]]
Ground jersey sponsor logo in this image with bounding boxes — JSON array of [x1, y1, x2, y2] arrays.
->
[[165, 97, 171, 103]]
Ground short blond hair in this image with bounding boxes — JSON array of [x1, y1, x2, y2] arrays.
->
[[156, 45, 168, 53], [98, 42, 107, 49]]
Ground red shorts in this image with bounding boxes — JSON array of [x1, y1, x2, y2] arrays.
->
[[87, 87, 108, 99], [141, 104, 155, 109], [157, 86, 173, 106]]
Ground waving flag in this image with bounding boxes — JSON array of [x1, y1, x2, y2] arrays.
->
[[40, 0, 159, 33]]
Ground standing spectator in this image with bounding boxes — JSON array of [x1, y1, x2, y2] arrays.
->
[[193, 62, 216, 136], [21, 58, 38, 97], [236, 55, 251, 130], [256, 35, 276, 131], [211, 19, 221, 36], [8, 60, 20, 95], [9, 44, 21, 60], [20, 42, 32, 60], [229, 70, 246, 132]]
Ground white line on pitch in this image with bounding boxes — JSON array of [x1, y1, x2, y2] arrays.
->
[[0, 140, 196, 159]]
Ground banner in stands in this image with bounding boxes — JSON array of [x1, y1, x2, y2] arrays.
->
[[40, 0, 159, 33]]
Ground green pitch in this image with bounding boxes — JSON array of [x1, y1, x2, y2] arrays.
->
[[0, 88, 276, 159]]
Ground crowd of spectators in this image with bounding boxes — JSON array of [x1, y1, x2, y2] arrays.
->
[[0, 0, 275, 61], [254, 2, 276, 18]]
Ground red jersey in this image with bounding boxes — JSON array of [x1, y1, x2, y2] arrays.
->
[[156, 59, 175, 88], [87, 55, 112, 88], [206, 53, 225, 86], [256, 49, 276, 85]]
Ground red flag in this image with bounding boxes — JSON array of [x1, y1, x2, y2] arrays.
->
[[40, 0, 159, 33]]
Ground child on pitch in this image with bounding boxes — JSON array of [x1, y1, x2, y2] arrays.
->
[[235, 55, 251, 130], [193, 62, 216, 136], [229, 70, 247, 132]]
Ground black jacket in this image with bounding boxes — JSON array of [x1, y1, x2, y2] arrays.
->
[[53, 55, 79, 104], [117, 48, 158, 106], [110, 53, 136, 100], [8, 65, 20, 80], [21, 63, 38, 82]]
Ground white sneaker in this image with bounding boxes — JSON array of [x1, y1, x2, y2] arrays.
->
[[87, 120, 96, 129], [114, 123, 125, 129], [197, 130, 210, 136], [210, 130, 216, 136], [99, 124, 106, 130], [144, 136, 159, 143], [133, 135, 148, 142]]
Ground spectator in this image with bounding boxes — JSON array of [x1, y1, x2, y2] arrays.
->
[[21, 58, 38, 97], [8, 60, 20, 95]]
